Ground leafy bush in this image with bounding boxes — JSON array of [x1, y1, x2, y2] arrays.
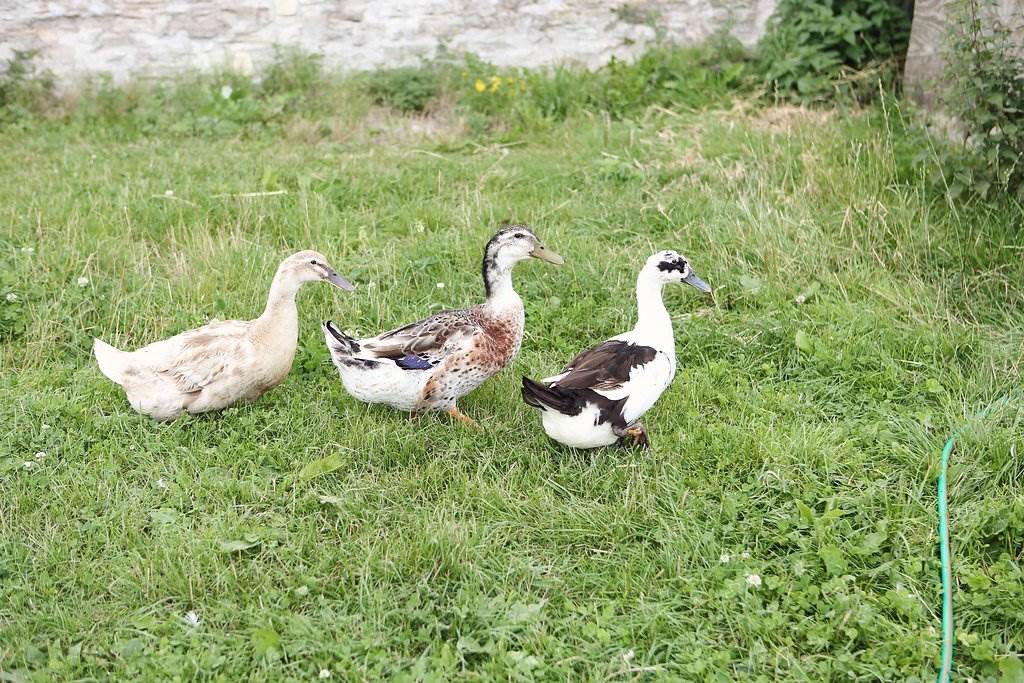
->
[[757, 0, 912, 103], [941, 0, 1024, 200], [259, 46, 324, 98], [588, 40, 752, 117], [456, 38, 752, 131], [366, 66, 441, 112], [0, 50, 56, 123]]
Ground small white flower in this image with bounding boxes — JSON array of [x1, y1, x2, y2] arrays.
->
[[23, 461, 34, 470], [740, 551, 751, 560], [183, 610, 201, 627], [719, 553, 731, 563], [220, 84, 233, 100], [34, 451, 46, 461], [77, 276, 90, 288], [745, 573, 762, 587], [319, 669, 332, 679], [436, 282, 445, 289], [5, 292, 17, 303], [41, 423, 50, 430], [165, 190, 174, 197], [20, 246, 34, 254], [156, 478, 168, 490]]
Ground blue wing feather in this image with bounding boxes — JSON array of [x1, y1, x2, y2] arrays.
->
[[394, 354, 432, 370]]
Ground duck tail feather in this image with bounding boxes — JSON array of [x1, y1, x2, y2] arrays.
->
[[521, 376, 571, 412], [93, 338, 130, 386], [322, 320, 360, 355]]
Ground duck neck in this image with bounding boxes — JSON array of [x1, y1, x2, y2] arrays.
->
[[633, 271, 673, 351], [256, 270, 301, 339], [482, 255, 523, 312]]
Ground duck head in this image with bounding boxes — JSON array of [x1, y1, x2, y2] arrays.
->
[[279, 250, 354, 291], [645, 250, 711, 292], [484, 225, 564, 270], [481, 225, 564, 299]]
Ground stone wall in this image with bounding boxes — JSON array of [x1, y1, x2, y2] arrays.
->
[[0, 0, 776, 83]]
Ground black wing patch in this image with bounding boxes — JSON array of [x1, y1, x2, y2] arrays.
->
[[521, 340, 657, 431], [521, 377, 630, 429], [553, 340, 657, 391]]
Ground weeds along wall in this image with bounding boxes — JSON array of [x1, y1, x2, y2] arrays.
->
[[0, 0, 775, 83]]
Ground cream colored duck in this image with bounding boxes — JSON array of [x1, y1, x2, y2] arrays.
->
[[521, 250, 710, 449], [93, 250, 353, 421], [323, 225, 563, 425]]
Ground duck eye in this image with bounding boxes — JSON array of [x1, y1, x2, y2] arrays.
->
[[514, 232, 525, 239], [310, 259, 318, 265]]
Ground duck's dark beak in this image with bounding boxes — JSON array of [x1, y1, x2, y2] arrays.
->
[[531, 244, 565, 265], [325, 270, 355, 292], [684, 271, 711, 293]]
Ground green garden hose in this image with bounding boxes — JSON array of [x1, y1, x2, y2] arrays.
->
[[936, 432, 955, 683], [935, 394, 1015, 683]]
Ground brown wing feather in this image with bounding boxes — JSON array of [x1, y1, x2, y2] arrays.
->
[[553, 340, 657, 391], [361, 309, 480, 365]]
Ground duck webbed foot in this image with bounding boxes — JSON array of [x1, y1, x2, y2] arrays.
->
[[446, 405, 478, 427], [615, 422, 650, 449]]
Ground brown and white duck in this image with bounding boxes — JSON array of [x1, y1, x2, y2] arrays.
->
[[323, 225, 563, 425]]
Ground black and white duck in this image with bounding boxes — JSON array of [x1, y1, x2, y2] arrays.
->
[[521, 250, 710, 448]]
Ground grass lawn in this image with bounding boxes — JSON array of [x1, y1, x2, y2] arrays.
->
[[1, 86, 1022, 680]]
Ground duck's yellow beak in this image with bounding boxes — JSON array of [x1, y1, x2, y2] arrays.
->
[[530, 244, 565, 265]]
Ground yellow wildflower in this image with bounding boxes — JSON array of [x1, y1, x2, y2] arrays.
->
[[474, 79, 486, 92], [490, 76, 501, 92]]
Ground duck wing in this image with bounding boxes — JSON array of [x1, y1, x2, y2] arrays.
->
[[548, 339, 658, 393], [141, 321, 253, 393], [359, 309, 480, 369]]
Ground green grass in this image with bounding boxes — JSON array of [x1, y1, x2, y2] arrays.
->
[[1, 70, 1023, 682]]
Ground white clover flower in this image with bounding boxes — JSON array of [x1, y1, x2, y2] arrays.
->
[[41, 423, 50, 430], [745, 573, 762, 588], [156, 478, 168, 490], [319, 670, 332, 679], [436, 282, 445, 289], [77, 276, 90, 288], [740, 551, 751, 560], [20, 246, 34, 254], [220, 84, 233, 100], [719, 553, 731, 563], [34, 451, 46, 461], [5, 292, 17, 303], [23, 461, 34, 470], [183, 610, 201, 627]]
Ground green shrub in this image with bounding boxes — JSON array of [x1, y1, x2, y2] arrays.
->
[[456, 38, 752, 131], [259, 46, 324, 97], [0, 50, 56, 123], [757, 0, 911, 103], [366, 66, 440, 112], [589, 40, 751, 117], [941, 0, 1024, 200]]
